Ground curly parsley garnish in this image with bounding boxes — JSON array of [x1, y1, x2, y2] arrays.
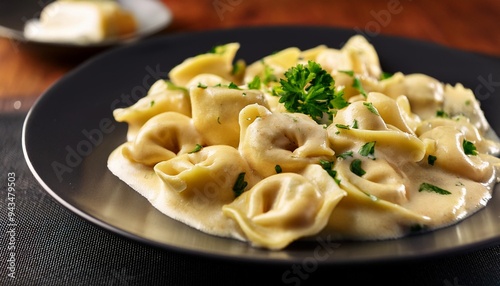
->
[[273, 60, 349, 123]]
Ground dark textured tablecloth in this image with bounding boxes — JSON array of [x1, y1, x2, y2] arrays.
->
[[1, 111, 500, 286]]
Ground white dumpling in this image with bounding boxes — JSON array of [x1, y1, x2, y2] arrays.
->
[[381, 73, 444, 119], [190, 86, 269, 148], [154, 145, 260, 198], [341, 35, 382, 79], [418, 125, 495, 183], [122, 112, 204, 166], [239, 104, 335, 177], [243, 47, 301, 85], [442, 83, 491, 136], [169, 43, 241, 86], [222, 164, 346, 250], [113, 79, 191, 141]]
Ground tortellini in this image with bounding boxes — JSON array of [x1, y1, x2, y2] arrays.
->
[[190, 86, 269, 147], [239, 104, 335, 177], [223, 164, 346, 249], [122, 112, 204, 166], [108, 35, 500, 250], [169, 42, 242, 86], [113, 79, 191, 141]]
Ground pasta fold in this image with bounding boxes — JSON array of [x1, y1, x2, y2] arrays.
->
[[239, 104, 335, 177], [222, 164, 346, 249], [122, 112, 204, 166]]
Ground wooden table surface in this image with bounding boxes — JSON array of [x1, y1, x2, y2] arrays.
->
[[1, 0, 499, 111]]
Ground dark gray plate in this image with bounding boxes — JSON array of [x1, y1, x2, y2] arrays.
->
[[22, 26, 500, 264]]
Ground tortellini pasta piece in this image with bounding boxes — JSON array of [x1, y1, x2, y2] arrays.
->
[[223, 164, 346, 249], [169, 43, 242, 86], [239, 104, 335, 177], [442, 83, 491, 135], [366, 92, 419, 135], [336, 156, 408, 205], [328, 100, 426, 163], [244, 47, 301, 85], [416, 116, 500, 155], [418, 125, 494, 183], [154, 145, 260, 200], [341, 34, 382, 79], [381, 73, 444, 119], [122, 112, 204, 166], [113, 79, 191, 141], [190, 86, 269, 147], [323, 163, 430, 240]]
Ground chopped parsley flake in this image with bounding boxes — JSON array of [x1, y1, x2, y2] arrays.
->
[[232, 172, 248, 198], [319, 160, 340, 184], [339, 70, 354, 77], [248, 76, 261, 90], [150, 100, 155, 107], [335, 123, 351, 130], [197, 83, 207, 89], [228, 82, 240, 89], [418, 182, 451, 195], [358, 141, 376, 159], [463, 139, 478, 156], [427, 155, 437, 166], [165, 80, 189, 92], [350, 159, 366, 177], [188, 144, 203, 154], [263, 62, 278, 84], [208, 44, 226, 54], [352, 77, 367, 97], [337, 151, 354, 159], [231, 60, 244, 75], [275, 165, 282, 174], [436, 110, 449, 118], [363, 191, 378, 201], [380, 71, 393, 80], [363, 102, 379, 115], [352, 119, 359, 129]]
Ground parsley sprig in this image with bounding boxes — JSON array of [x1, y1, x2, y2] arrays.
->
[[273, 61, 349, 123]]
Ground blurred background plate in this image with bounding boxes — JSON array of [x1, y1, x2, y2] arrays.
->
[[0, 0, 172, 59], [22, 26, 500, 265]]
